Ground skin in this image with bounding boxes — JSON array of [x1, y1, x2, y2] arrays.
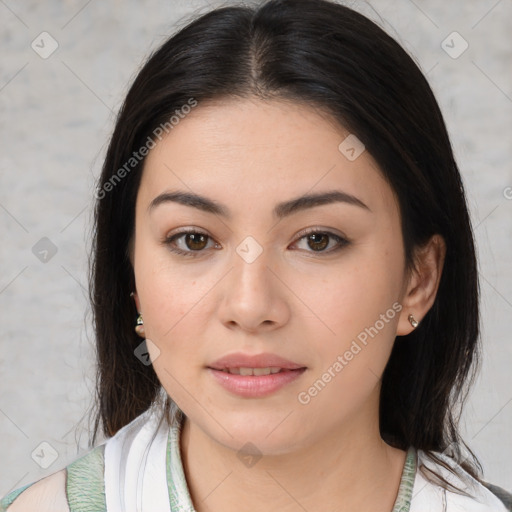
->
[[130, 97, 446, 512]]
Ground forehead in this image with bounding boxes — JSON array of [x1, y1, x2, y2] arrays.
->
[[138, 98, 398, 220]]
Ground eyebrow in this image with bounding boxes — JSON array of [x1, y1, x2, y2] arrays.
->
[[148, 189, 370, 219]]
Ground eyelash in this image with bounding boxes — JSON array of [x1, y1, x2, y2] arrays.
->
[[163, 227, 350, 258]]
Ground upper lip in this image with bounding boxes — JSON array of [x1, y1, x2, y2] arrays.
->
[[208, 352, 306, 370]]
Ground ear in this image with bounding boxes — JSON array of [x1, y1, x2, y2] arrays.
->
[[131, 290, 142, 313], [397, 234, 446, 335]]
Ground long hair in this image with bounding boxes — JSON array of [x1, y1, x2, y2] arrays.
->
[[88, 0, 482, 494]]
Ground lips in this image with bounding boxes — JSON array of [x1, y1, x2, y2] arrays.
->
[[207, 352, 307, 398], [208, 352, 306, 372]]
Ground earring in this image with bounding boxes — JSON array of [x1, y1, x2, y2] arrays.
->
[[135, 313, 145, 337], [408, 314, 419, 329]]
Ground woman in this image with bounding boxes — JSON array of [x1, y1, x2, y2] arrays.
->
[[2, 0, 511, 510]]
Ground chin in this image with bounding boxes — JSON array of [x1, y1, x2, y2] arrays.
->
[[198, 411, 304, 456]]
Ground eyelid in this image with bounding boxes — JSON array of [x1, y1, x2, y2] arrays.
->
[[293, 226, 349, 242], [166, 226, 209, 237]]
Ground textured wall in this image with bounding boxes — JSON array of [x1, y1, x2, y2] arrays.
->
[[1, 0, 511, 496]]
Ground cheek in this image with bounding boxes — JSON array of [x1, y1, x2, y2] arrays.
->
[[298, 247, 403, 396], [135, 235, 208, 327], [141, 273, 210, 353], [133, 243, 202, 355], [138, 268, 210, 407], [303, 250, 403, 342], [297, 289, 401, 423]]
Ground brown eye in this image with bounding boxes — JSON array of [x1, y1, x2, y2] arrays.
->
[[293, 229, 349, 254], [164, 229, 217, 257], [306, 232, 330, 251], [183, 233, 208, 251]]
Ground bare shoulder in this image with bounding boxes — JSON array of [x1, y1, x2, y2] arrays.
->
[[6, 469, 70, 512]]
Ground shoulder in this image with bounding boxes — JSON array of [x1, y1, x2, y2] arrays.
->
[[411, 449, 512, 512], [1, 408, 167, 512], [1, 469, 69, 512], [1, 444, 106, 512]]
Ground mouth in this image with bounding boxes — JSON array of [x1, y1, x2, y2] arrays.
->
[[206, 352, 307, 397], [207, 366, 307, 398]]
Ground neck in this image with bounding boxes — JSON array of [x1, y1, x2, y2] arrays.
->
[[179, 402, 407, 512]]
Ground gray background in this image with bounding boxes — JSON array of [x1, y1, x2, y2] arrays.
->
[[1, 0, 511, 497]]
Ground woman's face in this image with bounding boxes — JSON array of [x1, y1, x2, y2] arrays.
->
[[131, 98, 412, 454]]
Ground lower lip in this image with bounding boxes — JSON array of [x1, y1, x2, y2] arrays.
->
[[207, 368, 307, 398]]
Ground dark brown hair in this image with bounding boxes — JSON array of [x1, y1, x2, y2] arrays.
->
[[88, 0, 483, 495]]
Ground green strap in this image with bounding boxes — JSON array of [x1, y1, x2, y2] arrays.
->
[[66, 444, 107, 512], [167, 420, 197, 511], [391, 446, 417, 512]]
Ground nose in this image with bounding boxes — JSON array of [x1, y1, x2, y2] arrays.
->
[[218, 247, 291, 333]]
